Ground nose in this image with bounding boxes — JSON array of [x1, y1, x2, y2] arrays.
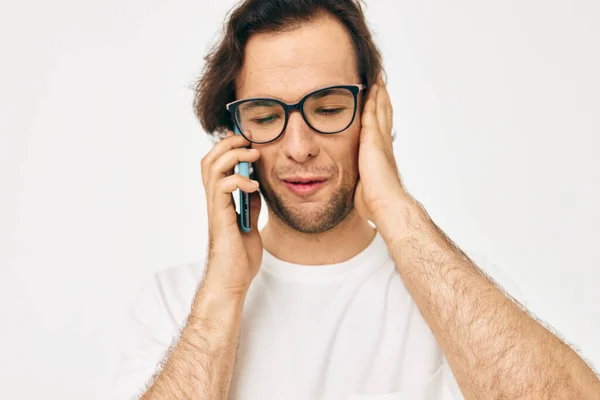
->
[[281, 110, 320, 163]]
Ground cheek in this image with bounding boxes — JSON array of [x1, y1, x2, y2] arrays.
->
[[344, 125, 361, 165], [328, 141, 360, 184], [251, 149, 273, 182], [347, 112, 362, 151], [252, 159, 265, 181]]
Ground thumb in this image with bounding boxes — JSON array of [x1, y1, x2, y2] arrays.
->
[[354, 179, 367, 220]]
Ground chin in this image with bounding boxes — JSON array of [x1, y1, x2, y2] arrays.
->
[[273, 191, 354, 234]]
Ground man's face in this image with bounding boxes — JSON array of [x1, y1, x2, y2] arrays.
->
[[235, 14, 362, 233]]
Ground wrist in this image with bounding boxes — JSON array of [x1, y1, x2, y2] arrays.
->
[[199, 279, 246, 305], [374, 193, 427, 246], [191, 281, 246, 324], [203, 260, 252, 298]]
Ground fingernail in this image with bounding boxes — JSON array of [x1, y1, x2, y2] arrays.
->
[[249, 148, 259, 153]]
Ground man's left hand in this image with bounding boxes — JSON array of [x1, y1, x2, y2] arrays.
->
[[354, 74, 409, 239]]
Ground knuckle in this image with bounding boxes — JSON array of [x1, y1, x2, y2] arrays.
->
[[232, 174, 243, 185], [200, 155, 211, 173]]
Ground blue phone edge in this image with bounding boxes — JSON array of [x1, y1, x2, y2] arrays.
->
[[234, 124, 251, 232]]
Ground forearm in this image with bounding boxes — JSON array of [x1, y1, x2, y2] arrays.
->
[[385, 196, 600, 399], [141, 283, 245, 400]]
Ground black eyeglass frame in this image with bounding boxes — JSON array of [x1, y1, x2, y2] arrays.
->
[[225, 84, 366, 144]]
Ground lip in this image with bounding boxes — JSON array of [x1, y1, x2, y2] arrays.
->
[[281, 176, 329, 183], [282, 179, 328, 197]]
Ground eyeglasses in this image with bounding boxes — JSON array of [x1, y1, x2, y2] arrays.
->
[[225, 84, 366, 144]]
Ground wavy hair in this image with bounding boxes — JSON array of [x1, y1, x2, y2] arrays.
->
[[193, 0, 383, 141]]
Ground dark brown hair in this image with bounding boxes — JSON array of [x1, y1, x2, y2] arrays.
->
[[193, 0, 384, 141]]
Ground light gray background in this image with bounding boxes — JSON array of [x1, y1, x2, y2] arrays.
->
[[1, 0, 598, 398]]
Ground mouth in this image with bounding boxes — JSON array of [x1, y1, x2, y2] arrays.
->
[[282, 178, 328, 197]]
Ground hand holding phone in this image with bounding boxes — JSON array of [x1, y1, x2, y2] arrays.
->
[[199, 127, 262, 295]]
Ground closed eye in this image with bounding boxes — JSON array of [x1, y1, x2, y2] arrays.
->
[[316, 108, 345, 115], [252, 115, 280, 124]]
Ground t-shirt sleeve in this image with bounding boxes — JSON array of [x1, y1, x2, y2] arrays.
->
[[442, 357, 465, 399], [441, 250, 527, 399], [111, 275, 179, 400]]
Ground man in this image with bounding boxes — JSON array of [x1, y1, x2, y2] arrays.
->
[[115, 0, 600, 399]]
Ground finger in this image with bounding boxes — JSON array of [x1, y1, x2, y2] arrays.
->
[[206, 130, 250, 162], [210, 147, 260, 182], [380, 79, 393, 133], [378, 71, 393, 113], [201, 132, 251, 178], [204, 147, 261, 190], [361, 84, 379, 141], [213, 173, 260, 213], [376, 77, 394, 144], [225, 191, 241, 231]]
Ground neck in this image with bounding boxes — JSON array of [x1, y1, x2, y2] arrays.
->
[[260, 207, 377, 266]]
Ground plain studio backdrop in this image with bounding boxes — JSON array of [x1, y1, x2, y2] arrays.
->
[[1, 0, 599, 398]]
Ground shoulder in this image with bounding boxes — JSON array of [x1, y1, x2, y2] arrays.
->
[[114, 261, 206, 399], [154, 260, 206, 301], [133, 260, 207, 333]]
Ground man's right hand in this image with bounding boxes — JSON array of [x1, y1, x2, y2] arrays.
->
[[200, 129, 263, 297]]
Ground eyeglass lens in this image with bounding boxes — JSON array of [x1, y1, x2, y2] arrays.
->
[[235, 88, 356, 142]]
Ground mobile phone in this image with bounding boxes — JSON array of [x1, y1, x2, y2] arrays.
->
[[234, 124, 251, 232]]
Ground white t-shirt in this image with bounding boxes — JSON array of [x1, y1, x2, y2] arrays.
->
[[114, 232, 522, 399]]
